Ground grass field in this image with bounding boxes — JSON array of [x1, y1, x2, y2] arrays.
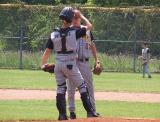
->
[[0, 69, 160, 93], [0, 100, 160, 120], [0, 69, 160, 120]]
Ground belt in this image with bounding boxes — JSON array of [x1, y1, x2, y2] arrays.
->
[[57, 51, 73, 54], [78, 58, 89, 62]]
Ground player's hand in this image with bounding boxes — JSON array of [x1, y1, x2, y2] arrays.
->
[[41, 64, 45, 70], [95, 60, 101, 69], [93, 60, 103, 75], [74, 9, 81, 18]]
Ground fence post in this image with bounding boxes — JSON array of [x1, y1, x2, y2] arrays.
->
[[133, 16, 137, 73], [133, 37, 137, 72], [19, 11, 24, 70]]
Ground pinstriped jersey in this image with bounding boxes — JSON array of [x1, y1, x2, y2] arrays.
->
[[74, 25, 94, 59], [77, 30, 93, 59]]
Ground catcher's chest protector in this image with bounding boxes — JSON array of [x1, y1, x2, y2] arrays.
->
[[51, 28, 77, 53]]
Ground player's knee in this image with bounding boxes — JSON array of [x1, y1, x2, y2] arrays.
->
[[78, 82, 87, 93], [57, 83, 67, 94]]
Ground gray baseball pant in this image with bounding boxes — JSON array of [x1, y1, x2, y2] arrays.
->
[[67, 61, 95, 112]]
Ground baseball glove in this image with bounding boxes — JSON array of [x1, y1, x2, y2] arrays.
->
[[41, 64, 55, 73], [92, 62, 103, 75]]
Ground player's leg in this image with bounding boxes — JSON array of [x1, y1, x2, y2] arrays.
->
[[67, 80, 76, 119], [142, 64, 145, 78], [65, 61, 98, 117], [54, 63, 68, 120], [78, 61, 96, 111], [146, 63, 152, 78]]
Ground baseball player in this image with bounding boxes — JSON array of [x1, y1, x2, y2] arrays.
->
[[140, 42, 152, 78], [41, 7, 99, 120], [67, 10, 101, 119]]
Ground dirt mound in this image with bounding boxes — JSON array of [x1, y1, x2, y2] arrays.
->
[[67, 118, 160, 122], [2, 118, 160, 122]]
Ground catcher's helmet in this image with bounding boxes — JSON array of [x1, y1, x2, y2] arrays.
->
[[59, 7, 74, 23]]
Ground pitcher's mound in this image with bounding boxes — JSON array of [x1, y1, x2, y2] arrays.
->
[[4, 118, 160, 122], [57, 118, 160, 122]]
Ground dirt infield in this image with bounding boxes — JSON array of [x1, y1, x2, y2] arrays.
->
[[0, 89, 160, 103], [1, 118, 160, 122]]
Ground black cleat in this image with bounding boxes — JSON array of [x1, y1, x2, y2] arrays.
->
[[148, 75, 152, 78], [96, 112, 101, 116], [87, 111, 100, 118], [70, 112, 76, 119], [58, 114, 68, 120]]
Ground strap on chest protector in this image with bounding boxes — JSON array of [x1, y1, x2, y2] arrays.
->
[[56, 28, 73, 54]]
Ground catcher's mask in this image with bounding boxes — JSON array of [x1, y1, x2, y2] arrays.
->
[[59, 7, 74, 23]]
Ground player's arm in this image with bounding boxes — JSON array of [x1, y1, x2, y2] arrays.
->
[[80, 14, 92, 31], [90, 32, 100, 68], [76, 27, 86, 39], [74, 10, 92, 31], [91, 42, 99, 63], [41, 38, 53, 67], [147, 49, 151, 62], [139, 50, 144, 60], [41, 48, 52, 66]]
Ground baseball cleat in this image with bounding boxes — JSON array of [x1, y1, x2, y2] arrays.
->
[[148, 75, 152, 78], [58, 114, 68, 120], [87, 111, 100, 118], [70, 112, 76, 119]]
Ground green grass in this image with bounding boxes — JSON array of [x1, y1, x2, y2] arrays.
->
[[0, 69, 160, 93], [0, 69, 55, 90], [94, 72, 160, 93], [0, 100, 160, 120]]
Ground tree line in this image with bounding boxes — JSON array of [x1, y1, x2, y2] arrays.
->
[[0, 5, 160, 56], [1, 0, 160, 6]]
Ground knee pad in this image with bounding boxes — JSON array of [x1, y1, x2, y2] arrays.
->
[[57, 82, 67, 94], [78, 82, 87, 93]]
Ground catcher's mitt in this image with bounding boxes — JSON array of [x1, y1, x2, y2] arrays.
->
[[41, 64, 55, 73], [92, 62, 103, 75]]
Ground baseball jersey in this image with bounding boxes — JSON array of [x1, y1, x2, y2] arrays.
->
[[46, 27, 86, 61], [76, 26, 94, 59], [142, 48, 151, 61]]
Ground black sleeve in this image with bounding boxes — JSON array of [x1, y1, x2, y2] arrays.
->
[[76, 27, 86, 39], [90, 31, 94, 41], [46, 38, 53, 49], [147, 48, 151, 53]]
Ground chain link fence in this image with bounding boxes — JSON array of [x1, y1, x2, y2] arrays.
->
[[0, 5, 160, 72]]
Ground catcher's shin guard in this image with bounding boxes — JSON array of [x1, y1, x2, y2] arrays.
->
[[56, 93, 68, 120], [80, 92, 99, 117]]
